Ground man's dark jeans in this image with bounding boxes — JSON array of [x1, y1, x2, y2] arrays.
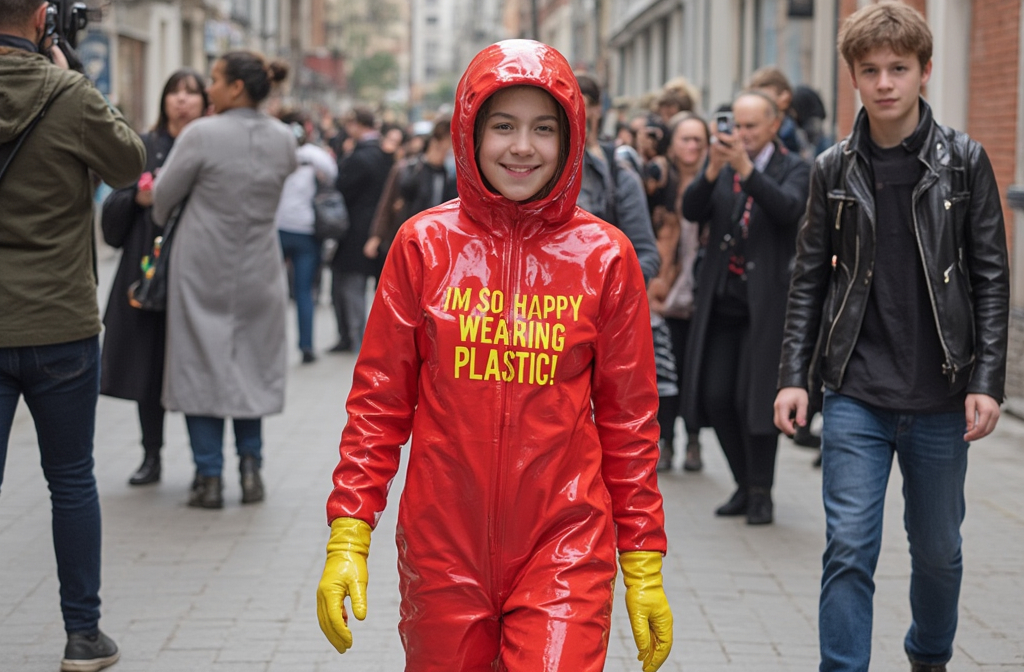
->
[[0, 336, 103, 633]]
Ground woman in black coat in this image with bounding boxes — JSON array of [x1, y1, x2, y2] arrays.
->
[[100, 69, 208, 485]]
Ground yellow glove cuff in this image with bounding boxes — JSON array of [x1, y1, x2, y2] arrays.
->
[[326, 517, 372, 555], [619, 550, 664, 587]]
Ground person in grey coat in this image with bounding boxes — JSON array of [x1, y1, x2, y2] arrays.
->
[[153, 51, 297, 509]]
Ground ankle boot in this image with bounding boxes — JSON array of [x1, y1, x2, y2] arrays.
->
[[683, 433, 703, 472], [128, 450, 161, 486], [746, 487, 774, 525], [715, 488, 748, 516], [239, 455, 264, 504], [188, 474, 223, 509], [656, 438, 674, 472]]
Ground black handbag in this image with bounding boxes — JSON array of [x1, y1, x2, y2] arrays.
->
[[313, 184, 349, 243], [127, 200, 186, 311]]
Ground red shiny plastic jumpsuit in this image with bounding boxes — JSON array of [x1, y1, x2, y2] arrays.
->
[[326, 39, 667, 672]]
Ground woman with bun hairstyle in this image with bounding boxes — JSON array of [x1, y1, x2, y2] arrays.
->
[[316, 40, 672, 671], [152, 51, 297, 509], [100, 68, 209, 486]]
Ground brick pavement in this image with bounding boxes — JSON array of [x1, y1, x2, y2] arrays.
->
[[2, 249, 1023, 671]]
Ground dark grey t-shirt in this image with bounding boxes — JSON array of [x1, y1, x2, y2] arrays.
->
[[838, 136, 966, 412]]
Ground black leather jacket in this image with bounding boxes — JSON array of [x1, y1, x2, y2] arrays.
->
[[778, 101, 1009, 401]]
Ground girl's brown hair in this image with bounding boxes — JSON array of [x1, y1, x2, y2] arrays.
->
[[473, 85, 571, 203]]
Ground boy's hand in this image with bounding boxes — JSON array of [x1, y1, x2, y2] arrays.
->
[[774, 387, 809, 436], [964, 393, 1000, 441]]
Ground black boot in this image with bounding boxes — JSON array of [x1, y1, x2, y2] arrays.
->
[[656, 439, 674, 472], [240, 455, 264, 504], [188, 474, 223, 509], [128, 449, 161, 486], [746, 487, 774, 525], [715, 488, 748, 516], [683, 432, 703, 472]]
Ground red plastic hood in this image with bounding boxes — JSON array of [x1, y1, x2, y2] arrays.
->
[[452, 39, 586, 230]]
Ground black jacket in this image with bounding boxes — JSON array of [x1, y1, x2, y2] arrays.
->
[[334, 136, 394, 275], [100, 130, 172, 403], [778, 101, 1009, 401], [681, 143, 810, 434]]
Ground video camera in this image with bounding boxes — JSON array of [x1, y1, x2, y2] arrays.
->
[[43, 0, 94, 70]]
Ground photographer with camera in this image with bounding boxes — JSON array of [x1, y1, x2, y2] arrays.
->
[[0, 0, 146, 670], [679, 91, 809, 525]]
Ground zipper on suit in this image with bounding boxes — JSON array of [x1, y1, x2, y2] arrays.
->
[[489, 215, 522, 581]]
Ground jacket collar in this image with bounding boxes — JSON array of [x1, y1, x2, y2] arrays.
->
[[848, 97, 933, 160], [0, 33, 38, 53]]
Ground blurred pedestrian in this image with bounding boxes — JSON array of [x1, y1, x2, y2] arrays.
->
[[152, 50, 297, 509], [364, 117, 457, 263], [650, 112, 711, 473], [329, 106, 393, 353], [275, 109, 338, 364], [681, 91, 810, 525], [747, 66, 809, 158], [0, 0, 146, 667], [101, 68, 209, 486]]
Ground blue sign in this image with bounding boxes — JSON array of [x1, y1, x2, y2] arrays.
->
[[79, 32, 111, 95]]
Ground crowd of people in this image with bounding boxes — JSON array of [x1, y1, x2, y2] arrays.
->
[[0, 2, 1011, 672]]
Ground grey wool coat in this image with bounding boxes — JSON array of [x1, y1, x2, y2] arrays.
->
[[152, 107, 297, 417]]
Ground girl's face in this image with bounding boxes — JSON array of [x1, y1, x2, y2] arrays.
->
[[206, 61, 242, 114], [671, 118, 709, 168], [476, 86, 561, 203], [164, 77, 206, 131]]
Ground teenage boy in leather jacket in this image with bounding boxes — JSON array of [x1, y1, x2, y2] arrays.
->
[[774, 5, 1008, 672]]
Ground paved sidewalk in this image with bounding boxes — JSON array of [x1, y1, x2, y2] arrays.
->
[[2, 248, 1023, 671]]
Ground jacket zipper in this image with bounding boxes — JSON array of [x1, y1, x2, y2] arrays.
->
[[910, 169, 958, 382], [824, 205, 858, 357]]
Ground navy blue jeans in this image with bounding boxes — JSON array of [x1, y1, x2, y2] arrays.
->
[[819, 391, 968, 671], [0, 336, 103, 633], [279, 230, 320, 352], [185, 415, 262, 477]]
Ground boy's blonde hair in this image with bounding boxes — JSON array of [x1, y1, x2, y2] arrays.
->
[[838, 2, 932, 70]]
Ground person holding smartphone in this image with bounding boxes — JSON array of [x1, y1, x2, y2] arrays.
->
[[680, 91, 810, 525]]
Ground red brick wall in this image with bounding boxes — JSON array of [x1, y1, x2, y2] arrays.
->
[[967, 0, 1020, 247], [834, 0, 860, 139]]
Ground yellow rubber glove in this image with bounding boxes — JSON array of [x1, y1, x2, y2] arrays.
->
[[316, 517, 372, 654], [620, 550, 673, 672]]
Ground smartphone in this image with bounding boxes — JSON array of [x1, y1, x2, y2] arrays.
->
[[714, 111, 735, 135]]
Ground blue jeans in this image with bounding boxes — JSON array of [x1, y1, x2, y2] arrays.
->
[[819, 391, 968, 671], [185, 415, 262, 477], [279, 230, 320, 352], [0, 336, 103, 633]]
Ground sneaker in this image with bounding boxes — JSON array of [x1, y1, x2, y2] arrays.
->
[[61, 629, 120, 672], [301, 349, 317, 364]]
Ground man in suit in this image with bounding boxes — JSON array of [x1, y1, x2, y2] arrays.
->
[[681, 91, 810, 525]]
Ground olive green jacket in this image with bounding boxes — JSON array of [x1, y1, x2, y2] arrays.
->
[[0, 45, 145, 347]]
